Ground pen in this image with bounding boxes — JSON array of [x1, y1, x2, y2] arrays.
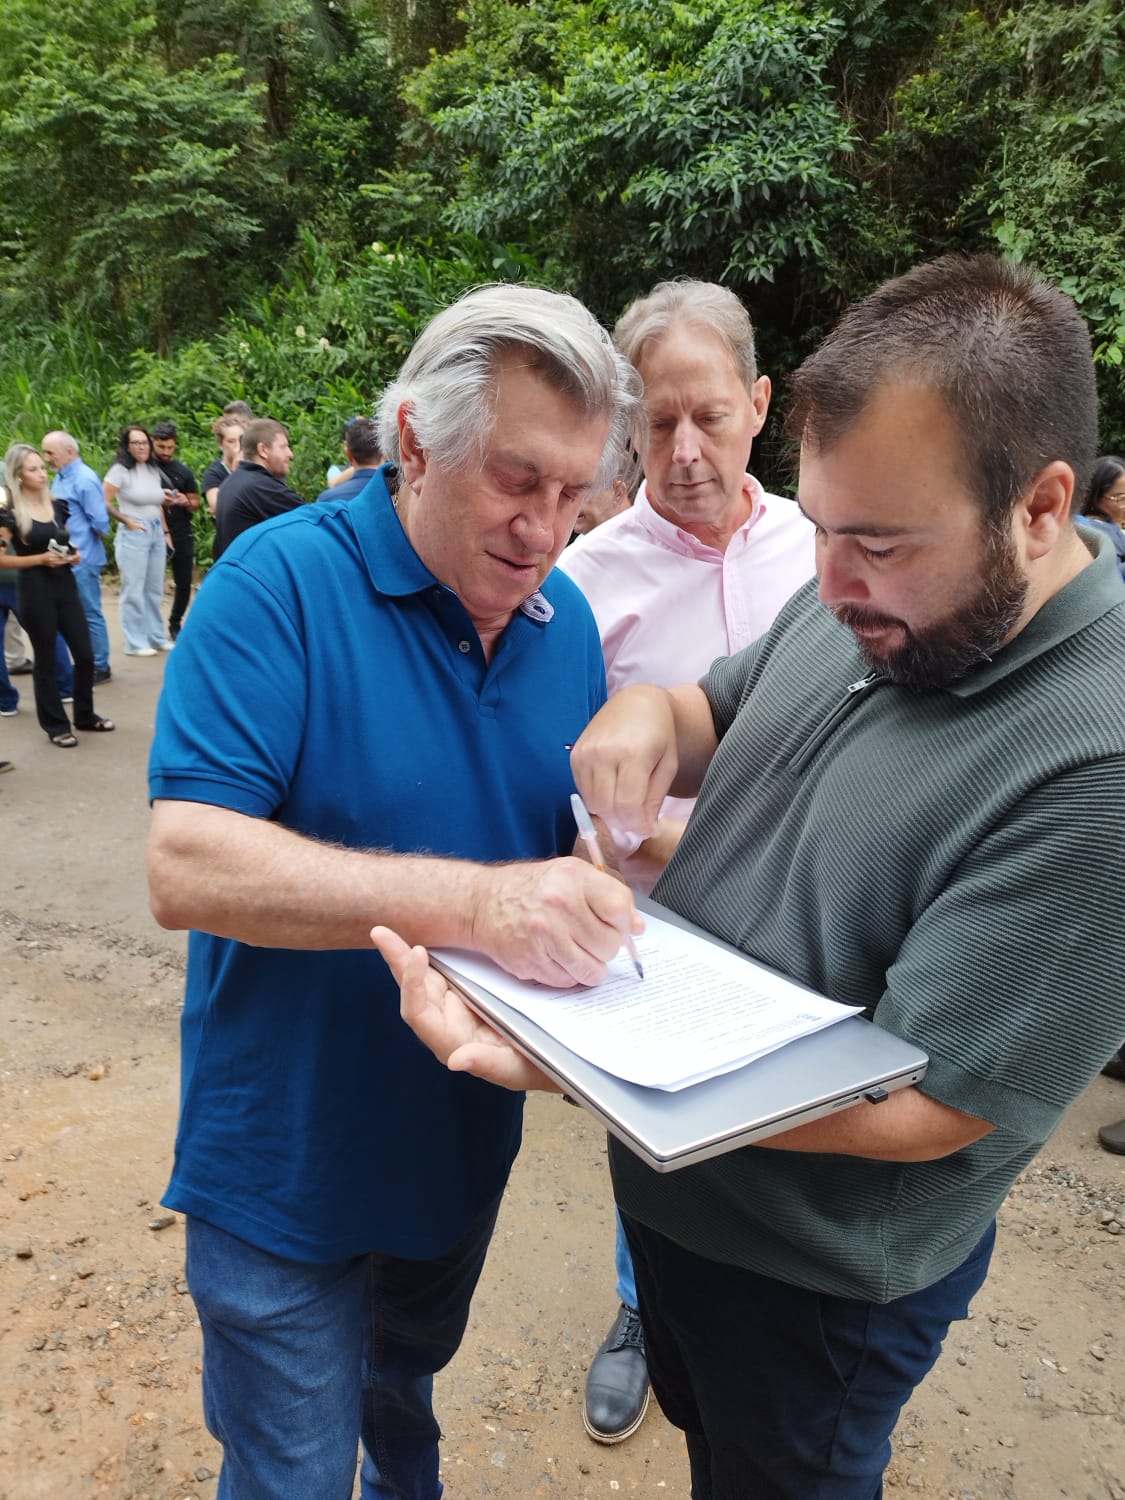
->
[[570, 792, 645, 981]]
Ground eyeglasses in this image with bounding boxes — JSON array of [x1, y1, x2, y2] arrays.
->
[[128, 438, 149, 448]]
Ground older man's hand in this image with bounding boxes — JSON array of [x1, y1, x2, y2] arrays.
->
[[372, 925, 559, 1093], [467, 856, 643, 989]]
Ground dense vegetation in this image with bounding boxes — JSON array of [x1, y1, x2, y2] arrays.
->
[[2, 0, 1123, 520]]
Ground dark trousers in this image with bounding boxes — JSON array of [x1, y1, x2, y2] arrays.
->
[[19, 568, 95, 737], [622, 1212, 995, 1500], [168, 529, 195, 629]]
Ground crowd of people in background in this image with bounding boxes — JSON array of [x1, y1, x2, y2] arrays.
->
[[0, 401, 391, 772]]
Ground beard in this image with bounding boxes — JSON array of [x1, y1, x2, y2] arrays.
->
[[832, 522, 1029, 691]]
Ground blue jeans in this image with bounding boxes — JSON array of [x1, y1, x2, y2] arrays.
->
[[623, 1212, 995, 1500], [115, 519, 169, 651], [72, 559, 110, 671], [0, 581, 16, 712], [614, 1208, 637, 1310], [185, 1197, 502, 1500]]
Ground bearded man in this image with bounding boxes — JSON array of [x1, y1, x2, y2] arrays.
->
[[384, 254, 1125, 1500]]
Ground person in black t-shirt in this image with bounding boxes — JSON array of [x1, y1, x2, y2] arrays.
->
[[152, 421, 200, 640], [202, 415, 246, 518], [213, 420, 303, 561]]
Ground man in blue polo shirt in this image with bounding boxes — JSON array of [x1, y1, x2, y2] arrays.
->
[[42, 430, 112, 683], [146, 284, 643, 1500]]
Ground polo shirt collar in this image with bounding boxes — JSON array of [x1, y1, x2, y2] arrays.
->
[[948, 531, 1125, 697], [352, 468, 559, 630], [350, 466, 435, 598]]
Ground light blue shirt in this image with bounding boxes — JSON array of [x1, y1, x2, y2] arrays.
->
[[52, 456, 110, 566]]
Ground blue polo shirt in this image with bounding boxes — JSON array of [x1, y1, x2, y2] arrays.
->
[[51, 456, 109, 564], [149, 470, 607, 1261], [313, 466, 382, 504]]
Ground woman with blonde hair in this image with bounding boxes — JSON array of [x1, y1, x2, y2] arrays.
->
[[0, 443, 113, 746], [202, 415, 245, 517]]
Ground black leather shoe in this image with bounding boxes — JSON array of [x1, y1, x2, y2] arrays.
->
[[9, 661, 33, 675], [583, 1303, 650, 1444], [93, 668, 112, 685], [1102, 1047, 1125, 1082]]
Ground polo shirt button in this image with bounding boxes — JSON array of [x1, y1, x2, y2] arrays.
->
[[457, 640, 471, 653]]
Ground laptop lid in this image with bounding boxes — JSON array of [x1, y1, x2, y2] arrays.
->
[[432, 897, 928, 1172]]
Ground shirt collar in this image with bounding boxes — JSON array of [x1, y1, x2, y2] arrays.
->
[[948, 531, 1125, 697], [351, 467, 436, 598], [633, 474, 767, 556], [351, 467, 557, 626]]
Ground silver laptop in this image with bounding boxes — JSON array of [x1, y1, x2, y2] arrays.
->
[[432, 897, 928, 1172]]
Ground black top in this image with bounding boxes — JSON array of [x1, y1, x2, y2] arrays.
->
[[213, 462, 304, 561], [157, 457, 199, 538], [201, 459, 233, 499], [0, 505, 71, 556], [0, 506, 80, 597]]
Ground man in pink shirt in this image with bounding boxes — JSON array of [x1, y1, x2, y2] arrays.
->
[[556, 279, 815, 1445]]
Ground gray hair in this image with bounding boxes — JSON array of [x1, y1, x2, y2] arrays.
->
[[613, 280, 759, 391], [377, 284, 643, 490], [42, 429, 79, 456]]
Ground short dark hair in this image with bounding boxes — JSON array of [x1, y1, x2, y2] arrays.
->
[[344, 416, 382, 466], [151, 420, 178, 442], [1082, 455, 1125, 519], [785, 255, 1098, 527], [223, 400, 254, 422], [242, 418, 288, 461]]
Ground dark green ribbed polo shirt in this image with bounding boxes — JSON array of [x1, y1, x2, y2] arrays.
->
[[612, 537, 1125, 1302]]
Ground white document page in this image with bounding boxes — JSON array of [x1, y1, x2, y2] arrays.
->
[[434, 912, 859, 1091]]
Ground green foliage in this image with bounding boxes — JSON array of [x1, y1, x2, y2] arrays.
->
[[0, 1, 408, 349], [105, 228, 552, 505], [0, 0, 274, 347], [367, 0, 464, 71], [3, 0, 1124, 485], [852, 0, 1125, 446], [0, 322, 128, 462], [405, 0, 856, 316], [282, 16, 403, 238]]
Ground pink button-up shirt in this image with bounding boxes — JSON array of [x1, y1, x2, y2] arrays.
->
[[556, 474, 816, 845]]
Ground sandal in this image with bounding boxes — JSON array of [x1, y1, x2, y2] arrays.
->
[[75, 716, 115, 733], [50, 732, 78, 748]]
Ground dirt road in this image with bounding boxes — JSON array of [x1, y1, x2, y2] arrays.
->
[[1, 590, 1122, 1498]]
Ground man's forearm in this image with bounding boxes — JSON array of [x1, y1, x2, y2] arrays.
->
[[756, 1083, 993, 1162], [148, 800, 490, 951], [665, 685, 721, 795]]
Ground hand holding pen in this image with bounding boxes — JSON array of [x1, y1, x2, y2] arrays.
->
[[571, 793, 645, 981]]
